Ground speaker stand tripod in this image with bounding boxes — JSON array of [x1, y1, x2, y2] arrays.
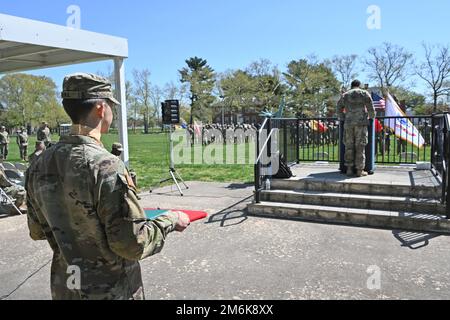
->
[[152, 125, 189, 196]]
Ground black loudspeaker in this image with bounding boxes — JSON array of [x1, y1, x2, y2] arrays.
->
[[162, 100, 180, 125]]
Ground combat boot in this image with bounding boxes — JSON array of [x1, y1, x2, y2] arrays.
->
[[346, 168, 354, 177], [356, 170, 368, 177]]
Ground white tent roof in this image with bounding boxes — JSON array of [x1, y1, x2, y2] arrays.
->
[[0, 13, 130, 165], [0, 13, 128, 73]]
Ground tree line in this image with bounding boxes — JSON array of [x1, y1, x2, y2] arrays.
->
[[0, 42, 449, 131]]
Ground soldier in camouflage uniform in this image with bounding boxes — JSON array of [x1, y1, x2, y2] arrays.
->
[[337, 80, 375, 177], [0, 126, 10, 160], [37, 122, 52, 147], [16, 127, 29, 161], [25, 73, 190, 300]]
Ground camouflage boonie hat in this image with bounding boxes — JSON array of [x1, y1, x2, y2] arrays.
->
[[61, 73, 120, 105], [112, 143, 124, 152]]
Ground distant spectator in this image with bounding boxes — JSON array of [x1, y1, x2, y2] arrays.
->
[[111, 142, 124, 157], [29, 141, 46, 165], [0, 126, 10, 160], [37, 122, 52, 147], [16, 127, 29, 162]]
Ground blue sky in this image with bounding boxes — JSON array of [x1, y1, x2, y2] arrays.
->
[[1, 0, 449, 94]]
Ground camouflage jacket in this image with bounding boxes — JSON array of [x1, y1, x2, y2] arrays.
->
[[337, 88, 376, 126], [0, 131, 9, 144], [25, 135, 179, 300], [17, 132, 29, 146], [37, 128, 51, 142]]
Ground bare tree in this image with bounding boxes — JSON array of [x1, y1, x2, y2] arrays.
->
[[126, 81, 141, 134], [149, 84, 162, 127], [164, 81, 188, 102], [416, 43, 450, 111], [330, 54, 359, 89], [132, 69, 152, 134], [364, 42, 413, 89]]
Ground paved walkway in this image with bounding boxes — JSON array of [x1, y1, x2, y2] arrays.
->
[[1, 181, 450, 300]]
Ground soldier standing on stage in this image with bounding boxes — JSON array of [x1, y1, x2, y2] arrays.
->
[[337, 80, 376, 177]]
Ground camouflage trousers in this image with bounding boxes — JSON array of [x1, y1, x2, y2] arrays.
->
[[50, 254, 146, 300], [19, 145, 28, 161], [0, 144, 8, 160], [344, 125, 368, 171]]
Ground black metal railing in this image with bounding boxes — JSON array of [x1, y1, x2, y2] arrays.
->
[[272, 118, 300, 165], [431, 113, 450, 218], [254, 118, 272, 203], [297, 118, 340, 163], [255, 114, 450, 217], [375, 116, 432, 164]]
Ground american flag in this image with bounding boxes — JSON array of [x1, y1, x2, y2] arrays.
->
[[372, 92, 386, 110]]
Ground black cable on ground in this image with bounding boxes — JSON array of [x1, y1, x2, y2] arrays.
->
[[0, 258, 52, 300]]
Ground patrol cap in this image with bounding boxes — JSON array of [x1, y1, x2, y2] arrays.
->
[[61, 73, 120, 106], [112, 143, 124, 152]]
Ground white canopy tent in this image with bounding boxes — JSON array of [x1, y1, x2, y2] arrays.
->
[[0, 13, 130, 165]]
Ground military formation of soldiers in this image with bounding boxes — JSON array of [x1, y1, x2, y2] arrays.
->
[[296, 121, 340, 147], [0, 122, 52, 162], [186, 123, 258, 146]]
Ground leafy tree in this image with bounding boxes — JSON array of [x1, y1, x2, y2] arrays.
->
[[218, 69, 255, 111], [246, 59, 284, 111], [218, 59, 284, 120], [179, 57, 216, 124], [0, 73, 67, 128], [389, 86, 427, 114], [283, 56, 340, 117]]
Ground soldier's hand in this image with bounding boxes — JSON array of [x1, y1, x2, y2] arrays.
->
[[174, 211, 191, 232]]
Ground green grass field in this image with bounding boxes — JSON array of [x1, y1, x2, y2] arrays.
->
[[6, 133, 255, 189]]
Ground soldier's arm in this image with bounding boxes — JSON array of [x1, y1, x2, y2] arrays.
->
[[336, 96, 345, 121], [26, 199, 47, 241], [366, 92, 376, 119], [24, 171, 47, 241], [96, 160, 180, 262]]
